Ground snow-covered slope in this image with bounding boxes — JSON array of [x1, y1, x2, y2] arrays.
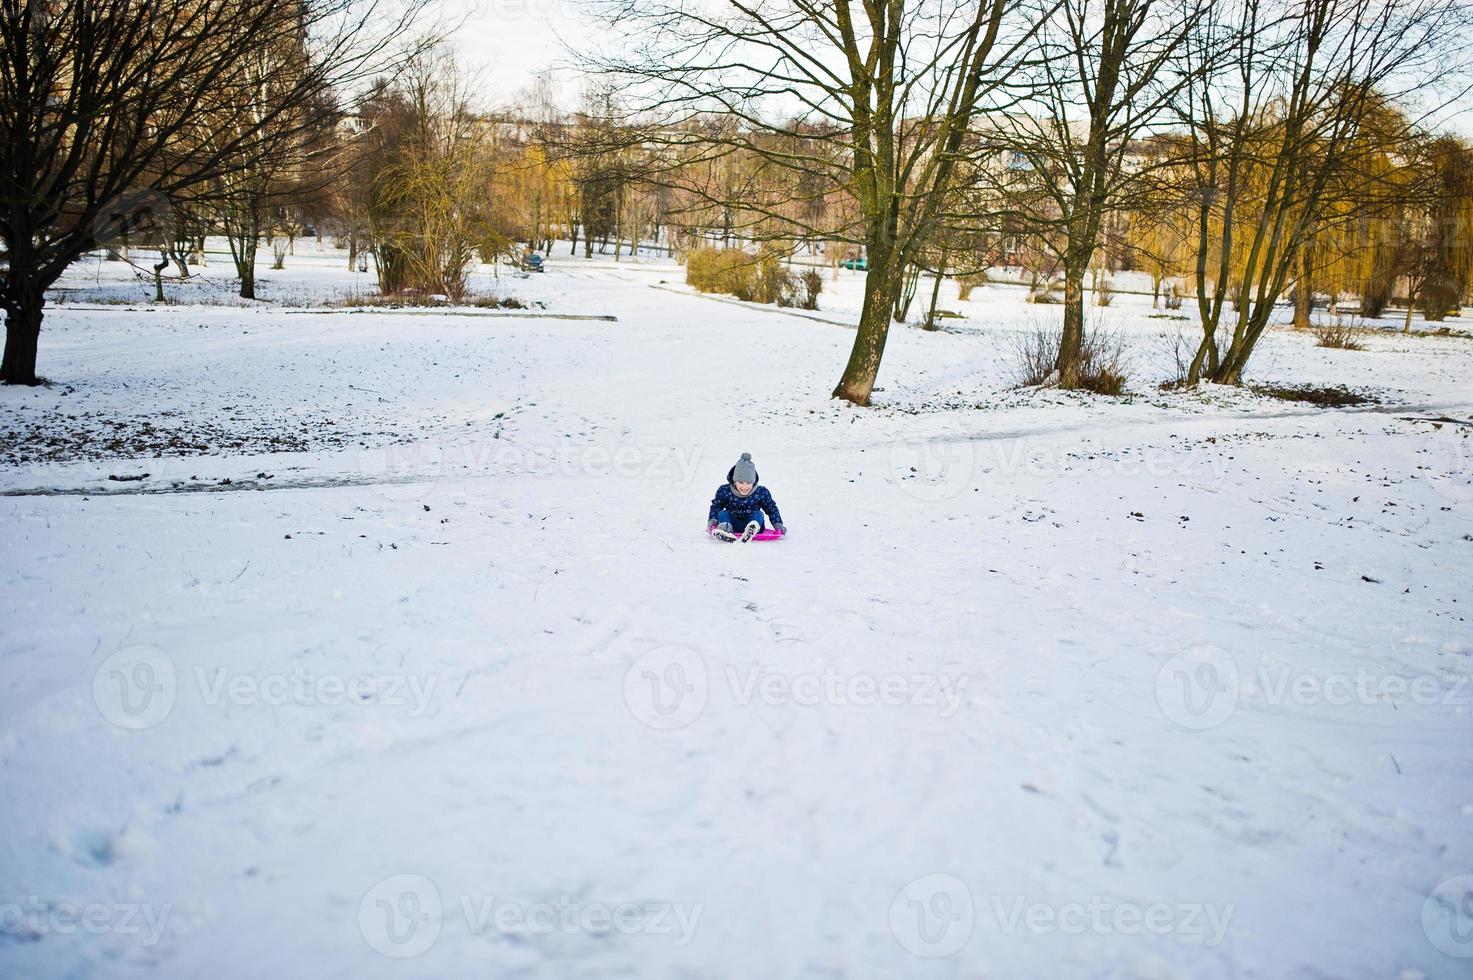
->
[[2, 247, 1470, 979]]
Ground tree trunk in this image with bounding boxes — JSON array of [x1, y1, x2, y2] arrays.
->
[[227, 219, 260, 300], [154, 254, 169, 302], [1214, 362, 1242, 386], [922, 253, 948, 331], [1292, 246, 1313, 330], [237, 249, 257, 300], [1292, 284, 1311, 330], [832, 249, 902, 406], [1211, 298, 1272, 384], [1186, 324, 1217, 385], [1056, 265, 1087, 389], [1, 299, 44, 385], [892, 263, 921, 322]]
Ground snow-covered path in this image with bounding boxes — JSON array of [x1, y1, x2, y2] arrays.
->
[[2, 254, 1472, 978]]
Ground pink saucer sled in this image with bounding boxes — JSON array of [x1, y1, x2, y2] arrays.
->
[[706, 526, 786, 542]]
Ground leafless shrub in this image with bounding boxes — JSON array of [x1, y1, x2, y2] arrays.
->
[[1314, 315, 1367, 350], [759, 250, 800, 307], [1012, 319, 1130, 394], [1159, 327, 1195, 388], [1010, 324, 1061, 386], [799, 269, 824, 310], [1162, 280, 1184, 310], [335, 291, 533, 310], [1078, 331, 1130, 395]]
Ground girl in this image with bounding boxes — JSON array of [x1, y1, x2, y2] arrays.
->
[[707, 452, 786, 542]]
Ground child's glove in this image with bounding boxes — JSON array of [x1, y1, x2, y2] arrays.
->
[[706, 520, 718, 531], [774, 523, 786, 534]]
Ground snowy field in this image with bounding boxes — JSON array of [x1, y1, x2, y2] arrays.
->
[[2, 243, 1472, 979]]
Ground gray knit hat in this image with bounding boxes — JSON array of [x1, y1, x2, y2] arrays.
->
[[730, 452, 758, 486]]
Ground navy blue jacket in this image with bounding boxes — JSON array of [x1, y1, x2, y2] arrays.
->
[[708, 484, 784, 527]]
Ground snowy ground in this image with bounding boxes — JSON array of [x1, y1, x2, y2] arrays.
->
[[2, 244, 1472, 979]]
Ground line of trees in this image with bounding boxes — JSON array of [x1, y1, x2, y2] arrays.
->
[[579, 0, 1473, 402], [6, 0, 1473, 402]]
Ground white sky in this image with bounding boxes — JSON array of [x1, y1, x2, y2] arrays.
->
[[441, 0, 592, 109], [436, 0, 1473, 134]]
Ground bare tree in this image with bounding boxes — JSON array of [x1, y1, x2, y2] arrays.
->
[[363, 50, 496, 300], [583, 1, 1042, 405], [1176, 0, 1469, 384], [978, 0, 1208, 388], [201, 28, 340, 301]]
